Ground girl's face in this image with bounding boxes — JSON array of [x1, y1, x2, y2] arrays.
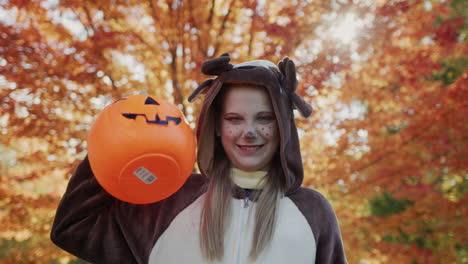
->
[[219, 85, 279, 172]]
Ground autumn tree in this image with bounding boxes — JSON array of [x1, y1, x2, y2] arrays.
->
[[299, 0, 467, 263], [1, 0, 466, 263], [0, 0, 334, 262]]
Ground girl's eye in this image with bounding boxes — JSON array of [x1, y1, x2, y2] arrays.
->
[[225, 117, 242, 122], [257, 116, 275, 122]]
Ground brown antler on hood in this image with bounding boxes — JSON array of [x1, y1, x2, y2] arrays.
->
[[188, 53, 234, 103], [201, 53, 233, 75], [278, 57, 313, 118], [188, 79, 214, 103]]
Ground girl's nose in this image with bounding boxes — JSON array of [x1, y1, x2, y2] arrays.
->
[[243, 123, 259, 140]]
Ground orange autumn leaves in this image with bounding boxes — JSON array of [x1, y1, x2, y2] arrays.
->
[[0, 0, 466, 263]]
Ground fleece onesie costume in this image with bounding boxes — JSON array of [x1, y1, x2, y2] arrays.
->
[[51, 54, 348, 264]]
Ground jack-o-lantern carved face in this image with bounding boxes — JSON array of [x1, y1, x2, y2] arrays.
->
[[87, 94, 196, 204], [114, 96, 182, 126]]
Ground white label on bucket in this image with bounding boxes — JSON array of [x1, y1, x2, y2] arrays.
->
[[134, 167, 157, 184]]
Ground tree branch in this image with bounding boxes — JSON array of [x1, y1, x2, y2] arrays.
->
[[213, 0, 236, 57]]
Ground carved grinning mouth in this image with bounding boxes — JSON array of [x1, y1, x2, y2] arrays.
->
[[119, 96, 181, 125]]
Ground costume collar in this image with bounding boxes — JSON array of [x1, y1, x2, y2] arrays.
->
[[231, 168, 267, 189]]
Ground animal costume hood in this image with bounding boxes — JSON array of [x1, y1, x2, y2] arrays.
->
[[190, 53, 313, 195]]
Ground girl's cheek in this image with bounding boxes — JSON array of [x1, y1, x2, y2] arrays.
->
[[222, 123, 241, 137], [259, 123, 277, 138]]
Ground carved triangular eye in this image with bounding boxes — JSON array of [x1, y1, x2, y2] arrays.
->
[[122, 113, 137, 119], [145, 97, 159, 105]]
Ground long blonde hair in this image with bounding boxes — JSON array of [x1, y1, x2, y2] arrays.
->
[[199, 84, 285, 261]]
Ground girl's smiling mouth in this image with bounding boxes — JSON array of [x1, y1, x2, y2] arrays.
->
[[237, 144, 265, 155]]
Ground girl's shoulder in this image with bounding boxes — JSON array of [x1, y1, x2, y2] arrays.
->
[[164, 172, 208, 204], [286, 187, 347, 263], [186, 172, 209, 187], [286, 187, 340, 229]]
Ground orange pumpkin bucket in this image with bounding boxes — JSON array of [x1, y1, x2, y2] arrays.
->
[[87, 94, 196, 204]]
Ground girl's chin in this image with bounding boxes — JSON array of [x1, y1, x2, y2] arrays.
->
[[232, 159, 268, 172]]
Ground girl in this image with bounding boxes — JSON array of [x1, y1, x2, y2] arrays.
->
[[51, 54, 347, 263]]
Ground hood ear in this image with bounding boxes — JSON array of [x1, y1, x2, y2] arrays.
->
[[291, 93, 313, 118], [188, 79, 214, 103], [278, 57, 313, 118]]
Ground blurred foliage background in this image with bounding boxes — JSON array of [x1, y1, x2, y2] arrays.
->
[[0, 0, 466, 263]]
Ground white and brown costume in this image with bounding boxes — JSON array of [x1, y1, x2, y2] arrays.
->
[[51, 54, 348, 264]]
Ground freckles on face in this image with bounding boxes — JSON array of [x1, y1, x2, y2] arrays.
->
[[222, 123, 242, 138], [222, 121, 276, 141], [257, 124, 275, 139]]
